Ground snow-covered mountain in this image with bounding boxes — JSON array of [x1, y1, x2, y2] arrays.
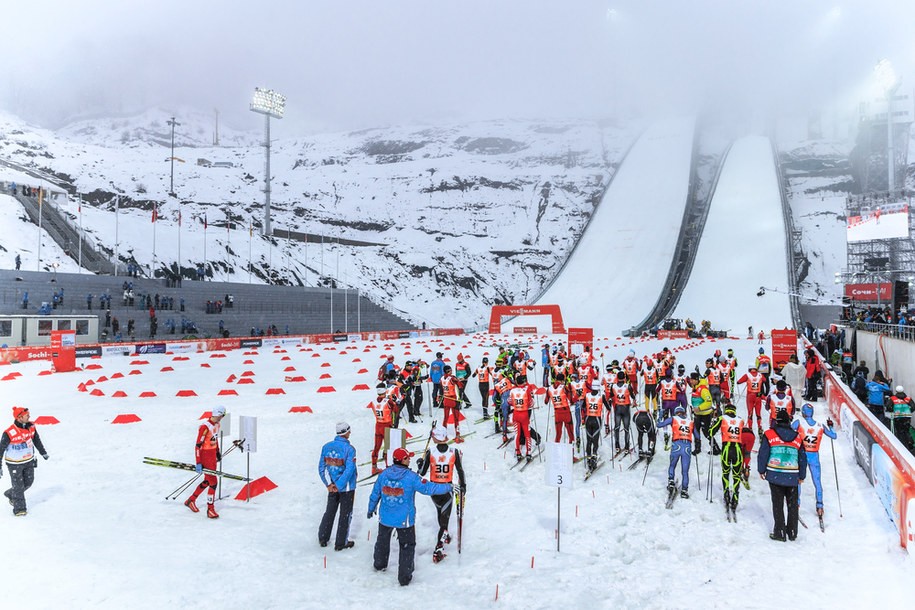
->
[[0, 109, 642, 329]]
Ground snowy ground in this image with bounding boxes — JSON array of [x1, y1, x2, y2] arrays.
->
[[3, 334, 909, 608]]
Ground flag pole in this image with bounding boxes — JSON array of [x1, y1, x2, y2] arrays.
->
[[78, 193, 83, 273]]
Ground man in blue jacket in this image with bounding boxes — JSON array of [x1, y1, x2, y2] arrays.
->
[[318, 422, 357, 550], [758, 409, 807, 541], [429, 352, 445, 406], [865, 371, 893, 424], [368, 447, 451, 586]]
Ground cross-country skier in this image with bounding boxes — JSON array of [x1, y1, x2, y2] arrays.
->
[[791, 404, 836, 519], [1, 407, 49, 517], [736, 365, 766, 435], [611, 372, 634, 455], [417, 427, 466, 563], [687, 372, 717, 455], [657, 369, 688, 450], [370, 384, 395, 475], [657, 405, 696, 498], [492, 367, 514, 438], [710, 401, 745, 516], [440, 366, 464, 441], [454, 354, 472, 408], [185, 406, 227, 518], [583, 381, 604, 471], [546, 374, 574, 443], [633, 395, 656, 459], [756, 348, 773, 395], [508, 374, 540, 462], [643, 359, 659, 416], [569, 373, 587, 452], [705, 358, 722, 407], [472, 357, 493, 418], [765, 379, 796, 429]]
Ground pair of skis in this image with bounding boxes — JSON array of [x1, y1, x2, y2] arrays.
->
[[584, 460, 605, 481], [509, 445, 543, 472], [143, 457, 251, 481]]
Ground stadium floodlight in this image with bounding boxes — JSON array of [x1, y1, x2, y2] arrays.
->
[[250, 87, 286, 236]]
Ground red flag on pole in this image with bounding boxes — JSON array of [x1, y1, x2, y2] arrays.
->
[[178, 210, 181, 226], [152, 205, 157, 223], [204, 213, 207, 229]]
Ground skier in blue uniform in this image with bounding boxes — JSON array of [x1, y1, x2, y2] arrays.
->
[[657, 405, 696, 498], [791, 404, 836, 517]]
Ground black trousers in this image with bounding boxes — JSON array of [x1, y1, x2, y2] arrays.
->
[[478, 382, 490, 412], [374, 524, 416, 586], [634, 411, 656, 453], [431, 492, 453, 546], [769, 482, 799, 539], [411, 386, 424, 416], [585, 416, 601, 458], [318, 490, 354, 548], [4, 460, 36, 513]]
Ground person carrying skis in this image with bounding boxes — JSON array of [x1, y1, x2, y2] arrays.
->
[[417, 426, 466, 563], [710, 401, 745, 516], [368, 447, 451, 586], [546, 373, 574, 443], [583, 381, 604, 471], [508, 373, 540, 462], [657, 405, 696, 498], [185, 405, 227, 518], [370, 383, 396, 475], [687, 372, 716, 456], [1, 407, 49, 516], [318, 421, 357, 550], [736, 365, 766, 435], [657, 369, 688, 450], [758, 409, 807, 541], [611, 371, 634, 455], [472, 357, 493, 418], [791, 404, 836, 520]]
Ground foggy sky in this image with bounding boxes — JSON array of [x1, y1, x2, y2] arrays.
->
[[2, 0, 913, 134]]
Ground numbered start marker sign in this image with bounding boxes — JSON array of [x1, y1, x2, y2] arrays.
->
[[545, 442, 574, 488]]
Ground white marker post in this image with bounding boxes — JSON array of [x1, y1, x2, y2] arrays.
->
[[546, 442, 574, 552], [218, 413, 231, 500], [239, 416, 258, 502]]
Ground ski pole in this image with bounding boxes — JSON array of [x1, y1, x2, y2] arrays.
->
[[167, 440, 243, 500], [829, 436, 843, 517], [641, 451, 651, 486]]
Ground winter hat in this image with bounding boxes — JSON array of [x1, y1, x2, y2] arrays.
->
[[432, 426, 448, 442], [13, 406, 28, 419], [674, 406, 686, 416], [896, 385, 905, 394], [212, 406, 227, 417], [336, 421, 351, 435], [776, 409, 791, 425], [392, 447, 414, 462]]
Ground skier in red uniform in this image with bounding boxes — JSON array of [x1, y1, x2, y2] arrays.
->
[[736, 366, 766, 435], [546, 374, 574, 443], [370, 383, 395, 475], [508, 374, 540, 461], [185, 406, 227, 518]]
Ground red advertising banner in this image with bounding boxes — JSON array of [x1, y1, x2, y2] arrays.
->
[[770, 328, 797, 370], [844, 282, 894, 302], [656, 330, 688, 339], [567, 327, 593, 350], [489, 305, 565, 334]]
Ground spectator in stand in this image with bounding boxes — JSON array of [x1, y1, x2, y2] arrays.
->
[[21, 291, 28, 310], [112, 317, 119, 335], [180, 297, 185, 312], [86, 294, 93, 311], [15, 253, 20, 270]]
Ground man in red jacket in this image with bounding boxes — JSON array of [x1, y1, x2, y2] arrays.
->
[[185, 406, 227, 519]]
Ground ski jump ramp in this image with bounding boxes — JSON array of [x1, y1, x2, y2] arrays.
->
[[532, 118, 695, 336], [672, 135, 791, 333]]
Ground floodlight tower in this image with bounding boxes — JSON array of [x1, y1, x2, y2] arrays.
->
[[874, 59, 900, 192], [249, 87, 286, 236]]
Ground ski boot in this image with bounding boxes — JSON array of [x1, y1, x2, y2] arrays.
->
[[575, 437, 581, 452], [680, 488, 689, 499], [432, 546, 446, 564], [667, 478, 676, 492], [335, 541, 355, 551], [526, 453, 533, 463], [441, 532, 452, 545], [515, 452, 523, 461], [206, 504, 219, 519], [483, 410, 490, 419], [604, 424, 610, 435], [816, 507, 824, 517], [712, 441, 721, 456], [588, 457, 597, 471], [14, 509, 26, 516], [185, 497, 200, 513], [691, 445, 701, 456], [372, 466, 383, 476]]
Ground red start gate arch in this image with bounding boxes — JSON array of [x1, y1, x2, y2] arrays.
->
[[488, 305, 565, 334]]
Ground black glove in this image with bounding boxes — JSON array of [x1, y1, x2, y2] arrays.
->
[[42, 454, 49, 460], [217, 451, 222, 462], [459, 483, 467, 495], [367, 511, 375, 519], [827, 419, 834, 428]]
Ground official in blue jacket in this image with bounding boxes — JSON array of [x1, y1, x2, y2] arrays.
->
[[429, 353, 445, 405], [318, 422, 357, 551], [367, 447, 451, 586], [758, 409, 807, 541]]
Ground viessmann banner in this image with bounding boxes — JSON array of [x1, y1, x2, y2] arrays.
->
[[844, 282, 893, 302]]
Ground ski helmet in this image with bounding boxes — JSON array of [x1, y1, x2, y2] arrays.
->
[[443, 365, 452, 374], [801, 404, 814, 419], [723, 403, 737, 417]]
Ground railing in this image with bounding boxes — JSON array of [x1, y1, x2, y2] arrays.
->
[[770, 140, 803, 330], [841, 320, 915, 343]]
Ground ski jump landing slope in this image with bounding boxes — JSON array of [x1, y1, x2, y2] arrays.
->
[[534, 118, 695, 335], [673, 135, 791, 332]]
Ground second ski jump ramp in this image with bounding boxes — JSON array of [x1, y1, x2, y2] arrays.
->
[[532, 118, 695, 336]]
